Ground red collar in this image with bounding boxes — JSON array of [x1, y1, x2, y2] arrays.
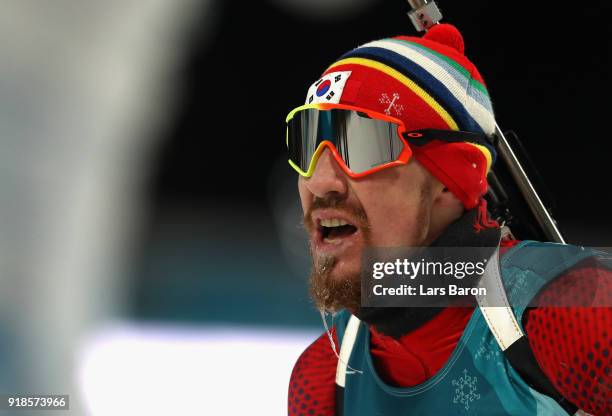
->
[[369, 238, 520, 387]]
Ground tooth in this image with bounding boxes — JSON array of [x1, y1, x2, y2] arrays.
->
[[321, 218, 350, 228], [324, 237, 342, 245]]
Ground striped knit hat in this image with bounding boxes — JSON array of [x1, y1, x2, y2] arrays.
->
[[305, 24, 496, 210]]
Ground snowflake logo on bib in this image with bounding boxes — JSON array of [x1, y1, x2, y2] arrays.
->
[[507, 270, 529, 299], [474, 334, 503, 366], [452, 369, 481, 411]]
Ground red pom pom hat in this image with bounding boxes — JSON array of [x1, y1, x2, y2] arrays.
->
[[304, 24, 496, 210]]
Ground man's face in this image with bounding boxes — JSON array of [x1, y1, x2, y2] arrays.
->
[[299, 147, 438, 312]]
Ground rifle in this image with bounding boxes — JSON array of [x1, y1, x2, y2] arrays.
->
[[407, 0, 565, 243]]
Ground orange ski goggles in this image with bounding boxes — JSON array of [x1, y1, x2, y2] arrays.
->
[[286, 103, 414, 178], [285, 103, 494, 179]]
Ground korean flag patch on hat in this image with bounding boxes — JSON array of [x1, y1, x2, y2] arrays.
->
[[306, 71, 352, 104]]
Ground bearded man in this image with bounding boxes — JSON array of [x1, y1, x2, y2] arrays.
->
[[286, 24, 611, 416]]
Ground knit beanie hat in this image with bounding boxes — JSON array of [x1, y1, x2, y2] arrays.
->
[[304, 24, 496, 211]]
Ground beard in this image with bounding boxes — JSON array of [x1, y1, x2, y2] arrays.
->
[[309, 252, 361, 313], [304, 185, 434, 315], [304, 194, 371, 313]]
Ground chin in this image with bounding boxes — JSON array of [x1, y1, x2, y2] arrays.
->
[[331, 260, 361, 280], [309, 258, 362, 313]]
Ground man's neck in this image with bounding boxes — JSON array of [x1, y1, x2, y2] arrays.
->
[[355, 208, 501, 338]]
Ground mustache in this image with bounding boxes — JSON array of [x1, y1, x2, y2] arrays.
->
[[303, 194, 369, 233]]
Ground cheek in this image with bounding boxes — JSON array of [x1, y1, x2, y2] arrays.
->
[[360, 183, 430, 246], [297, 177, 310, 213]]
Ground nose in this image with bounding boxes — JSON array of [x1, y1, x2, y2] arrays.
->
[[303, 146, 349, 199]]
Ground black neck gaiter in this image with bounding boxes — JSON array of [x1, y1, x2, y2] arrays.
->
[[354, 208, 501, 339]]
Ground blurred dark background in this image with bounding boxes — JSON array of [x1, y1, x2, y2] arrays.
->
[[131, 0, 611, 325], [0, 1, 608, 413]]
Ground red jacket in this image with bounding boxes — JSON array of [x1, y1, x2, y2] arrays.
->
[[288, 239, 611, 415]]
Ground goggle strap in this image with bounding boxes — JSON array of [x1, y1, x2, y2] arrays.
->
[[405, 129, 493, 148]]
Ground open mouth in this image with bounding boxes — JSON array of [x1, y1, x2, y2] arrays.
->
[[319, 218, 358, 243]]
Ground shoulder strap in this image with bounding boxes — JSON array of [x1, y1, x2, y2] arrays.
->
[[335, 315, 361, 415], [476, 244, 579, 415]]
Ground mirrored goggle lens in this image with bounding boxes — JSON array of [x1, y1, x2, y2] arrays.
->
[[287, 108, 404, 175]]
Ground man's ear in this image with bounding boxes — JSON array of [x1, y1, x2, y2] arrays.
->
[[423, 184, 465, 246], [433, 186, 464, 219]]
